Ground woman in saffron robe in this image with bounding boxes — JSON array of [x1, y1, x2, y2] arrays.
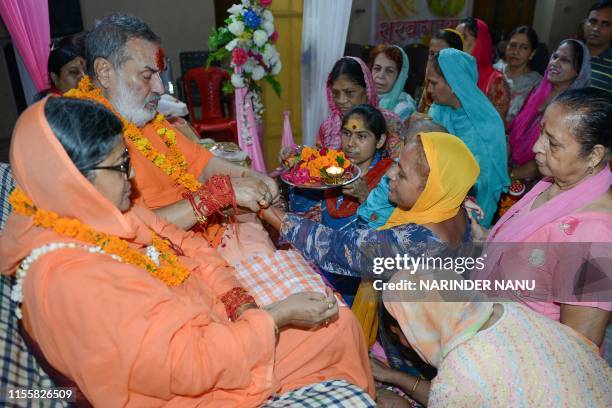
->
[[0, 97, 375, 407]]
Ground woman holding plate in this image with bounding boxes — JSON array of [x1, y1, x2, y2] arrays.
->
[[287, 105, 395, 231]]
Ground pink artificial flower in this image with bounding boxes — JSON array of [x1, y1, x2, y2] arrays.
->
[[232, 48, 248, 66], [271, 30, 279, 43], [284, 166, 310, 185], [260, 0, 273, 7]]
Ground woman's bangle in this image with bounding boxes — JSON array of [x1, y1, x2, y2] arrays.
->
[[410, 375, 422, 395]]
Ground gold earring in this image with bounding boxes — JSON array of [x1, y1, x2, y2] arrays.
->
[[588, 166, 594, 174]]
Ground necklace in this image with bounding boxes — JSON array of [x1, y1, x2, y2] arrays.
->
[[65, 76, 201, 192], [9, 188, 191, 287]]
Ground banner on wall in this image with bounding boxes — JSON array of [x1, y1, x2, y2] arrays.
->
[[376, 0, 474, 46]]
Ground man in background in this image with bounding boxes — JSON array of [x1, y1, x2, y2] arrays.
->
[[584, 0, 612, 92]]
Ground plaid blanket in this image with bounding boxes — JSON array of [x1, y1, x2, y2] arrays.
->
[[0, 163, 64, 407], [233, 249, 333, 306], [263, 380, 375, 407]]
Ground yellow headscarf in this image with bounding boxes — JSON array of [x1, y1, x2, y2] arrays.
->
[[379, 132, 479, 230]]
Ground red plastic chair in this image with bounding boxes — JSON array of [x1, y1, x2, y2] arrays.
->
[[183, 67, 238, 143]]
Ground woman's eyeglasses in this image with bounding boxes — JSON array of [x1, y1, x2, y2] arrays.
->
[[89, 149, 131, 177]]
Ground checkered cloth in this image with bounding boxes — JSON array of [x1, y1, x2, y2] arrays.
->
[[0, 163, 64, 407], [233, 249, 332, 306], [262, 380, 375, 407]]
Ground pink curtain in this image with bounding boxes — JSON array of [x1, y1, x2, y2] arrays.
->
[[0, 0, 50, 91]]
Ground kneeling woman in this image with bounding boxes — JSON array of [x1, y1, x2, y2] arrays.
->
[[263, 132, 478, 286], [373, 270, 612, 406], [0, 98, 374, 407]]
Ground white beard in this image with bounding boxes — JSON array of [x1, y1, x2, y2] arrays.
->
[[111, 72, 159, 127]]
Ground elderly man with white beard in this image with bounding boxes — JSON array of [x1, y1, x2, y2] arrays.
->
[[71, 13, 279, 252]]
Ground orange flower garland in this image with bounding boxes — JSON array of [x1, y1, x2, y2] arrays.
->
[[64, 76, 201, 192], [9, 188, 190, 286]]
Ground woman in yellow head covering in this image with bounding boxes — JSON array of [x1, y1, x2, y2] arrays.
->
[[262, 132, 479, 348], [261, 131, 479, 286]]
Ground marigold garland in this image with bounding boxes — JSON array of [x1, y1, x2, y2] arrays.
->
[[9, 188, 190, 286], [64, 76, 201, 192]]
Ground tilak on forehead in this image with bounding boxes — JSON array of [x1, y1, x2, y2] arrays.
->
[[156, 47, 165, 72], [346, 117, 365, 131]]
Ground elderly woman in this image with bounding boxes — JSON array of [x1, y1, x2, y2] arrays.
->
[[471, 87, 611, 348], [372, 269, 612, 407], [369, 44, 416, 122], [508, 39, 591, 181], [316, 57, 408, 159], [427, 48, 510, 227], [494, 26, 543, 125], [262, 132, 478, 285], [0, 97, 375, 406]]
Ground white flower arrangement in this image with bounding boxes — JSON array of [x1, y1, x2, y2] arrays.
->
[[207, 0, 282, 98]]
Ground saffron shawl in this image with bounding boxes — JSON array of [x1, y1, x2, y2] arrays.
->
[[0, 99, 376, 406]]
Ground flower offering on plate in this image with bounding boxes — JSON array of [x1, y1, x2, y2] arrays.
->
[[281, 146, 361, 189]]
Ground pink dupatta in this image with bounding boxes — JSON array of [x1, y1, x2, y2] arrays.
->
[[317, 57, 378, 149], [489, 167, 611, 244], [508, 39, 591, 165]]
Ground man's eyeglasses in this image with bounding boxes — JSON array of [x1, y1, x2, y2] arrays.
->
[[89, 149, 131, 177]]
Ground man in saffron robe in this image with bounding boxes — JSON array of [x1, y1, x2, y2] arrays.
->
[[80, 13, 278, 255]]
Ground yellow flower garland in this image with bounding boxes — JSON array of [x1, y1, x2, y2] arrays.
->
[[64, 76, 201, 192], [9, 188, 190, 286]]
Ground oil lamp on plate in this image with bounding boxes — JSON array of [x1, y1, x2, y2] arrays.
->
[[323, 165, 345, 185]]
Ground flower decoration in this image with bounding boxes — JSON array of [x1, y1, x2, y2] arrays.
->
[[9, 189, 191, 287], [243, 9, 261, 29], [282, 146, 352, 185], [207, 0, 282, 98], [65, 76, 201, 192]]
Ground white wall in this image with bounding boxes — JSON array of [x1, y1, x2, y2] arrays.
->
[[533, 0, 590, 51]]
